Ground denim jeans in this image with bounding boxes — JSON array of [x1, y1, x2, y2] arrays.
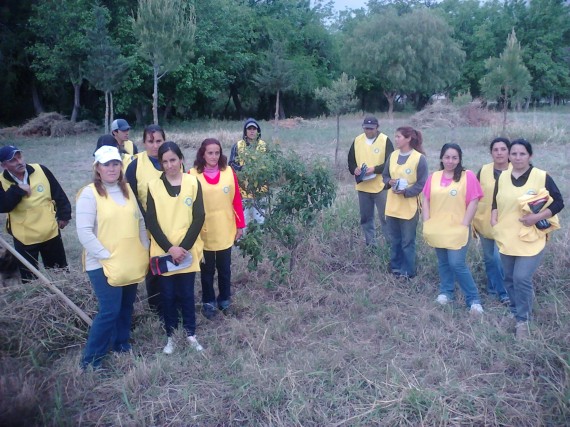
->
[[501, 251, 544, 322], [386, 212, 419, 277], [479, 236, 508, 299], [435, 238, 481, 307], [201, 247, 232, 307], [159, 272, 196, 336], [357, 190, 387, 246], [82, 268, 138, 369]]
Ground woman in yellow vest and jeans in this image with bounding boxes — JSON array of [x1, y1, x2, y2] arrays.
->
[[145, 142, 205, 354], [491, 139, 564, 338], [76, 146, 149, 370], [473, 138, 511, 304], [382, 126, 428, 279], [191, 138, 245, 319], [422, 143, 484, 314]]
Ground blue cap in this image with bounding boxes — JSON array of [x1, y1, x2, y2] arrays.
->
[[0, 145, 21, 162], [111, 119, 130, 132]]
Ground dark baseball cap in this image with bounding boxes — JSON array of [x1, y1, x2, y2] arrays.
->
[[111, 119, 130, 132], [362, 116, 379, 129], [0, 145, 22, 162]]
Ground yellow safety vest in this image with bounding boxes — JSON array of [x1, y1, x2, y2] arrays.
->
[[472, 163, 512, 239], [423, 171, 469, 250], [0, 164, 58, 245], [148, 175, 203, 275], [385, 150, 422, 220], [236, 139, 267, 198], [190, 168, 236, 251], [87, 184, 148, 286], [353, 133, 388, 193], [493, 168, 549, 256], [123, 140, 136, 156], [135, 152, 162, 211]]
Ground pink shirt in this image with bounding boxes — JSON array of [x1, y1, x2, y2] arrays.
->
[[423, 170, 483, 205]]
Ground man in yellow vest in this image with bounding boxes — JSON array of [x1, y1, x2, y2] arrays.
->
[[0, 145, 71, 281], [111, 119, 138, 156], [348, 116, 394, 247]]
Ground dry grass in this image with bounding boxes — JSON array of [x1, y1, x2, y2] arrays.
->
[[0, 111, 569, 425]]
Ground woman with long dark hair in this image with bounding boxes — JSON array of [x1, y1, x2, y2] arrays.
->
[[422, 143, 484, 314]]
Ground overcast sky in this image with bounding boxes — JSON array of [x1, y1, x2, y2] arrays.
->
[[333, 0, 368, 11]]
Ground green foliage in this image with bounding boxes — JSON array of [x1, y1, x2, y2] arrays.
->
[[480, 29, 532, 129], [236, 144, 336, 283], [132, 0, 196, 124]]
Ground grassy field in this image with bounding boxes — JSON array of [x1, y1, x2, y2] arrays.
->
[[0, 109, 569, 426]]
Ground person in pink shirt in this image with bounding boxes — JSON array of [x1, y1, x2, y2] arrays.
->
[[422, 143, 484, 314], [190, 139, 245, 319]]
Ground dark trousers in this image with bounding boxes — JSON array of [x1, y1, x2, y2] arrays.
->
[[145, 270, 162, 316], [13, 233, 67, 281], [159, 272, 196, 336], [200, 247, 232, 306]]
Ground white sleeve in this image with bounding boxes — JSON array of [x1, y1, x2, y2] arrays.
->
[[75, 186, 111, 259], [137, 206, 150, 250]]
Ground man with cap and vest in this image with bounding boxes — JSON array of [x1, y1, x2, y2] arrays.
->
[[0, 145, 71, 281], [229, 118, 267, 226], [111, 119, 138, 156], [348, 116, 394, 247]]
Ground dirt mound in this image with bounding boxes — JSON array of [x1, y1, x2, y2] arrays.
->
[[17, 112, 98, 137], [411, 101, 497, 129]]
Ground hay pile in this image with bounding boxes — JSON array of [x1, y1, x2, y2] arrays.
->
[[411, 100, 497, 129], [17, 112, 97, 137]]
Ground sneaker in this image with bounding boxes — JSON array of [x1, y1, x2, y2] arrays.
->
[[499, 296, 511, 306], [436, 294, 450, 305], [188, 335, 204, 352], [202, 303, 217, 320], [163, 337, 175, 355], [515, 321, 530, 340], [470, 303, 484, 314]]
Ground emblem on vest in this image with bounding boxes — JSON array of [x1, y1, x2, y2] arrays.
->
[[450, 189, 457, 196], [184, 197, 193, 206], [374, 148, 380, 154], [405, 168, 412, 175], [223, 186, 230, 194], [37, 184, 45, 193], [526, 189, 537, 195]]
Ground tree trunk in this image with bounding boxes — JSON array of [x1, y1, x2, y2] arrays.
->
[[384, 91, 395, 121], [229, 83, 243, 119], [104, 91, 110, 134], [502, 96, 508, 132], [335, 114, 340, 166], [153, 65, 159, 125], [110, 92, 114, 126], [274, 89, 280, 134], [70, 81, 81, 122], [31, 82, 44, 115], [163, 100, 172, 123]]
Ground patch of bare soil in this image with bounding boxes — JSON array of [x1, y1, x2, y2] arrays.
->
[[15, 112, 98, 137]]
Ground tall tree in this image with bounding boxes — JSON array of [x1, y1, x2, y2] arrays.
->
[[132, 0, 196, 124], [480, 29, 532, 131], [84, 6, 131, 133], [315, 73, 358, 165], [28, 0, 93, 122]]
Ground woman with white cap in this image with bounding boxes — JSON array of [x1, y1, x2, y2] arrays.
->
[[76, 146, 149, 370]]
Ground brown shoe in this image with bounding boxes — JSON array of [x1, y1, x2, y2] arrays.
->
[[515, 321, 530, 340]]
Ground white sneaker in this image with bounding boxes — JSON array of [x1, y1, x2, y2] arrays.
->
[[163, 337, 175, 355], [188, 335, 204, 352], [470, 303, 484, 314], [436, 294, 450, 305]]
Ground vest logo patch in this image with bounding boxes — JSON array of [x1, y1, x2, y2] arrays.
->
[[374, 148, 380, 154], [450, 189, 458, 196], [527, 189, 537, 195], [223, 186, 230, 194], [36, 184, 45, 193], [184, 197, 193, 206], [405, 168, 412, 174]]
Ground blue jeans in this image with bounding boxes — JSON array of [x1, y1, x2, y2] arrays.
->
[[435, 239, 481, 307], [82, 268, 138, 369], [159, 272, 196, 336], [357, 190, 387, 246], [201, 247, 232, 307], [501, 251, 544, 322], [479, 236, 508, 299], [386, 212, 418, 277]]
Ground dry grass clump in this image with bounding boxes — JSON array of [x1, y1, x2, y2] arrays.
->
[[459, 99, 499, 127], [411, 101, 499, 129], [17, 112, 97, 137]]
